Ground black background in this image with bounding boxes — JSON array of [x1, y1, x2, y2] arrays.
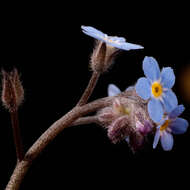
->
[[0, 3, 190, 189]]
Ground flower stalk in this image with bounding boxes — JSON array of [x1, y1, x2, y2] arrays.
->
[[77, 71, 100, 106], [1, 69, 24, 162], [10, 109, 24, 162]]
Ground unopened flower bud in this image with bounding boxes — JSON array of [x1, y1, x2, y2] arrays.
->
[[1, 69, 24, 112], [97, 92, 154, 152], [129, 131, 144, 152], [113, 98, 130, 116], [108, 115, 131, 144]]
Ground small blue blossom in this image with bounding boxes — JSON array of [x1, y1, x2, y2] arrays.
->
[[153, 105, 189, 151], [81, 25, 144, 51], [135, 56, 178, 122]]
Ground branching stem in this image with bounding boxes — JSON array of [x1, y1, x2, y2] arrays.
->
[[5, 96, 113, 190]]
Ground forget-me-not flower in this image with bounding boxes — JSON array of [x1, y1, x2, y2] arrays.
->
[[81, 25, 144, 51], [135, 56, 178, 123], [153, 105, 189, 151]]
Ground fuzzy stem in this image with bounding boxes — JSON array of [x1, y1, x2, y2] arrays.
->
[[10, 110, 24, 162], [71, 116, 100, 126], [5, 96, 113, 190], [77, 71, 100, 106]]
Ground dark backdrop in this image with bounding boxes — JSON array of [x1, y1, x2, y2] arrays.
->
[[1, 4, 190, 189]]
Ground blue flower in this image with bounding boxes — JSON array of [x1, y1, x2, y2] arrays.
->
[[135, 56, 178, 122], [81, 25, 144, 51], [153, 105, 189, 151]]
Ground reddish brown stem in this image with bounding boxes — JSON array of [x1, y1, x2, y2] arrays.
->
[[10, 110, 24, 162]]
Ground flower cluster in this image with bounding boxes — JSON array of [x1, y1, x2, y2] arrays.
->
[[98, 84, 153, 152], [135, 56, 189, 151], [82, 26, 188, 152]]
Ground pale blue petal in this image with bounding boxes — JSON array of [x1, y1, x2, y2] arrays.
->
[[125, 86, 134, 91], [160, 131, 174, 151], [161, 67, 175, 88], [135, 77, 151, 100], [169, 105, 185, 119], [108, 84, 121, 96], [82, 30, 104, 41], [171, 118, 189, 134], [163, 90, 178, 113], [109, 36, 126, 42], [143, 56, 160, 81], [153, 129, 161, 149], [81, 25, 105, 37], [120, 42, 144, 50], [148, 98, 164, 122]]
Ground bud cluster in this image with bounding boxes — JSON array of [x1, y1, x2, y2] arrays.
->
[[98, 91, 154, 152]]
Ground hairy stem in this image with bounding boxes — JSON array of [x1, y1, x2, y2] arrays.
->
[[71, 116, 100, 126], [5, 96, 113, 190], [10, 110, 24, 162], [77, 71, 100, 106]]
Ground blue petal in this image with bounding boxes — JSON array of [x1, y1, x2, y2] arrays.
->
[[108, 84, 121, 96], [161, 131, 174, 151], [163, 90, 178, 113], [161, 67, 175, 89], [120, 42, 144, 50], [81, 25, 105, 36], [125, 86, 134, 91], [135, 77, 151, 100], [82, 30, 104, 41], [170, 118, 189, 134], [169, 105, 185, 119], [109, 36, 126, 42], [153, 129, 161, 149], [148, 98, 164, 122], [143, 56, 160, 81]]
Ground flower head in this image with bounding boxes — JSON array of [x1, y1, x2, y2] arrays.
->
[[81, 25, 144, 51], [135, 56, 178, 122], [153, 105, 189, 151]]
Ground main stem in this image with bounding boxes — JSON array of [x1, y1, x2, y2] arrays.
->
[[77, 71, 100, 106], [5, 96, 113, 190], [10, 109, 24, 162]]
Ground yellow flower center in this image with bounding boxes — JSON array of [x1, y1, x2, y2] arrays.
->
[[160, 120, 170, 131], [151, 82, 163, 98]]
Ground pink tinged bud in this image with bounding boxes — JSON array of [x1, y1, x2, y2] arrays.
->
[[98, 107, 115, 127], [107, 116, 131, 144], [129, 132, 144, 152], [113, 98, 130, 116], [113, 98, 123, 114], [136, 120, 152, 136]]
